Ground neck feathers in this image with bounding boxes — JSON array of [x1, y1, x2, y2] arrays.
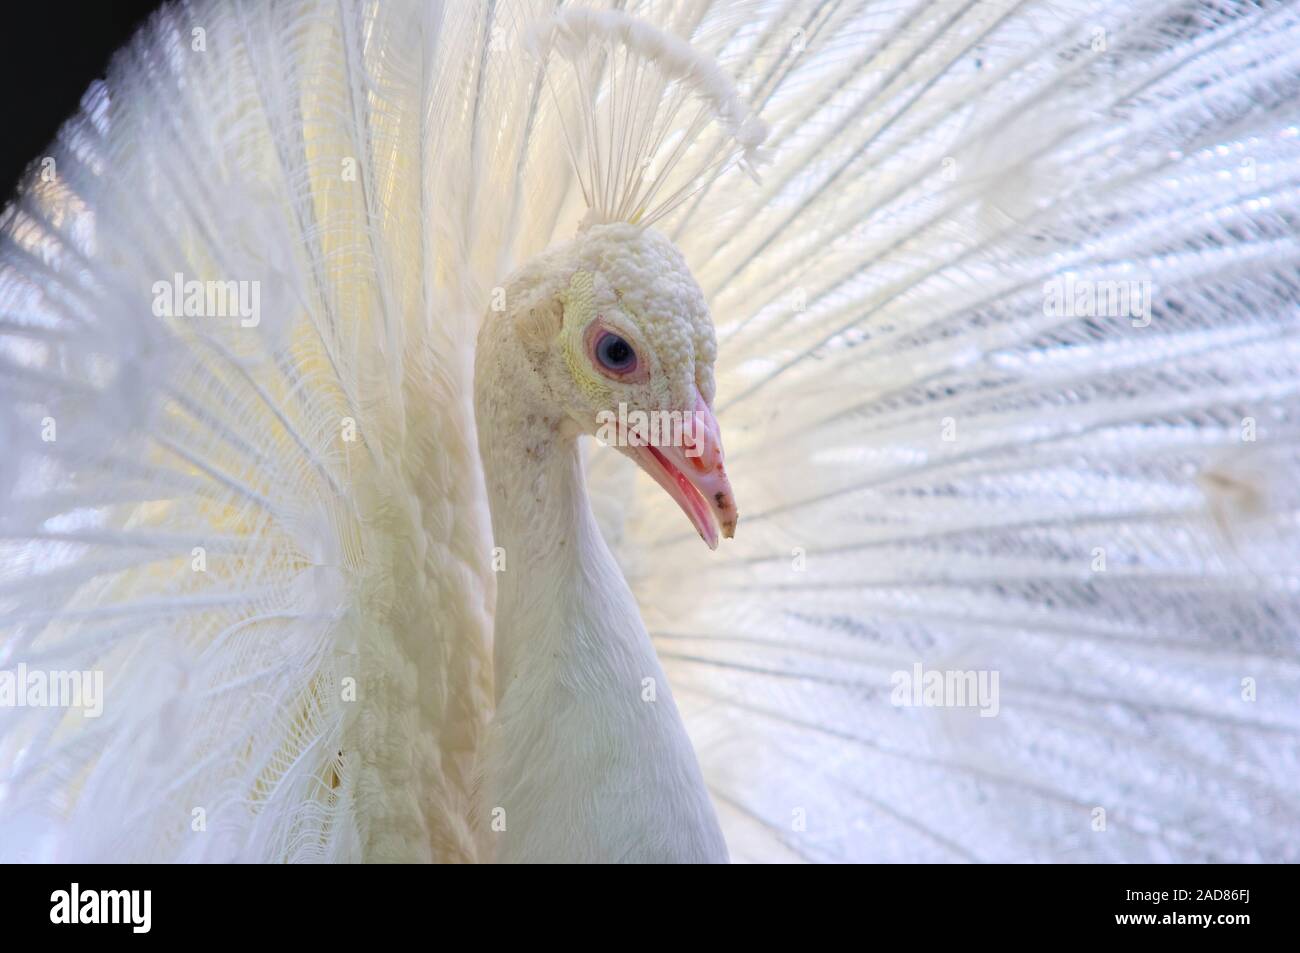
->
[[472, 304, 727, 863]]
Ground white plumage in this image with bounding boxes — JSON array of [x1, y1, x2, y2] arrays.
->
[[1, 0, 1299, 862]]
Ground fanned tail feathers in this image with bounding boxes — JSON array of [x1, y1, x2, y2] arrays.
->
[[1, 0, 1298, 862]]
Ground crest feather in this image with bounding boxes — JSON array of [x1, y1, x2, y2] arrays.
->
[[526, 9, 766, 230]]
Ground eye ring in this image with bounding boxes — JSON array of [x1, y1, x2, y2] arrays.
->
[[586, 320, 646, 381]]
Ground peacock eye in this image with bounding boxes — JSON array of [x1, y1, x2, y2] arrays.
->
[[594, 330, 637, 373]]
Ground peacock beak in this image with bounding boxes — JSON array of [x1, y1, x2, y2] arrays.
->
[[620, 391, 737, 550]]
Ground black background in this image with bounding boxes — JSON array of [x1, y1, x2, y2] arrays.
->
[[0, 3, 160, 197]]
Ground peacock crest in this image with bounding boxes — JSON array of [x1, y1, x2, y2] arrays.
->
[[525, 8, 767, 230]]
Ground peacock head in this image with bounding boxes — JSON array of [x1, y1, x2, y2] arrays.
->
[[497, 222, 737, 549], [480, 8, 767, 549]]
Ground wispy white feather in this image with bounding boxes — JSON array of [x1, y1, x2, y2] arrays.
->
[[526, 7, 768, 228]]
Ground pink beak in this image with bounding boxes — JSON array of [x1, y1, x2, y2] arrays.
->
[[620, 390, 738, 549]]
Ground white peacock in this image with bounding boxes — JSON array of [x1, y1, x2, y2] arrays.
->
[[1, 0, 1298, 863]]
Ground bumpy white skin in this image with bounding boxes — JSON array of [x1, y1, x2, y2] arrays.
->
[[473, 224, 728, 862]]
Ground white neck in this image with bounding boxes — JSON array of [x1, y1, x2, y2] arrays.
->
[[474, 340, 727, 863]]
